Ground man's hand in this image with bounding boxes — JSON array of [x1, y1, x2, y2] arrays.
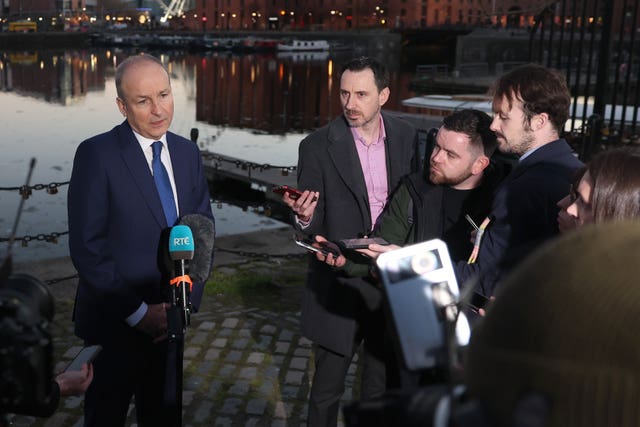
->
[[478, 296, 496, 317], [282, 190, 319, 223], [356, 243, 400, 260], [135, 303, 168, 342], [56, 363, 94, 396], [314, 235, 347, 268]]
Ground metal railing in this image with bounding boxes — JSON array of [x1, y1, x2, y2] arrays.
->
[[529, 0, 640, 160]]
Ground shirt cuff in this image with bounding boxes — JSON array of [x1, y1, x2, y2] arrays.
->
[[296, 215, 312, 228], [125, 302, 148, 327]]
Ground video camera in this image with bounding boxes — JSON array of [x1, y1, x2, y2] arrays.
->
[[0, 158, 56, 418], [344, 239, 485, 427], [0, 265, 55, 416]]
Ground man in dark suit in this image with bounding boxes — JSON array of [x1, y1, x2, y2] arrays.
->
[[68, 54, 214, 426], [282, 57, 418, 426], [455, 63, 583, 296]]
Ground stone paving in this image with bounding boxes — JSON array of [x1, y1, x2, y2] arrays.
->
[[7, 227, 362, 427]]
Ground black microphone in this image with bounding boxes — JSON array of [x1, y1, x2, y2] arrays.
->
[[177, 214, 215, 311], [168, 225, 194, 330]]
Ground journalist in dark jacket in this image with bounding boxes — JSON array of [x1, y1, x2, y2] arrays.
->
[[284, 57, 418, 427], [454, 64, 583, 296], [297, 111, 417, 355], [289, 59, 419, 427]]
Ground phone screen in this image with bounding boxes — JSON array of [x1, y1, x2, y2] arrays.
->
[[294, 236, 340, 257], [272, 186, 317, 202], [294, 237, 322, 253], [339, 237, 389, 249], [273, 185, 302, 199], [469, 292, 489, 311], [65, 345, 102, 372]]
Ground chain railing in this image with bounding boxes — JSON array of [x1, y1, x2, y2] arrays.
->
[[201, 152, 297, 176], [0, 181, 69, 198], [3, 155, 302, 286]]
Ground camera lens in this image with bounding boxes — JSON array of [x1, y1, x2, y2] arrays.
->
[[3, 274, 54, 322], [411, 251, 438, 275]]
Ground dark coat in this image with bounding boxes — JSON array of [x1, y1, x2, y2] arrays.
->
[[455, 139, 583, 295], [297, 112, 418, 356]]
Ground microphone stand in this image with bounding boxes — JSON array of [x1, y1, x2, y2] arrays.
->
[[164, 259, 192, 427]]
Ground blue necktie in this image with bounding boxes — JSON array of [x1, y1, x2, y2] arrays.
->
[[152, 141, 177, 226]]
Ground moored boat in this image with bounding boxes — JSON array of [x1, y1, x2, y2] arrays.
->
[[276, 39, 330, 51]]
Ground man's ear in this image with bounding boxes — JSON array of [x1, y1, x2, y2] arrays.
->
[[472, 155, 490, 175], [533, 112, 549, 131], [378, 87, 390, 107], [116, 97, 127, 117]]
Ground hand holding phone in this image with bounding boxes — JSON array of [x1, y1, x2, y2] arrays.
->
[[467, 292, 490, 314], [65, 345, 102, 372], [273, 185, 318, 202], [294, 235, 341, 257]]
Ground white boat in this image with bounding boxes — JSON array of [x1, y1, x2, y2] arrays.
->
[[277, 40, 330, 52], [402, 94, 492, 115], [276, 51, 330, 62]]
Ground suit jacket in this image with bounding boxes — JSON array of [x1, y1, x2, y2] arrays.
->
[[68, 121, 214, 344], [297, 112, 418, 356], [456, 139, 583, 296]]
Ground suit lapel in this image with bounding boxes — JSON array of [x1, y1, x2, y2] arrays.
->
[[116, 122, 167, 227], [382, 112, 403, 188]]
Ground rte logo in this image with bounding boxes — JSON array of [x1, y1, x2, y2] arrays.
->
[[173, 236, 191, 246]]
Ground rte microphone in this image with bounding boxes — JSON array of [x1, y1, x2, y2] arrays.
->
[[177, 214, 215, 312], [168, 224, 194, 330]]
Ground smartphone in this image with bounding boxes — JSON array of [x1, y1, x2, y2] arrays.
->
[[339, 237, 389, 250], [468, 292, 489, 313], [272, 185, 317, 202], [376, 239, 470, 371], [64, 345, 102, 372], [293, 236, 340, 257]]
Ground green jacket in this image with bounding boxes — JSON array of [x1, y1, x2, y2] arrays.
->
[[342, 161, 506, 277]]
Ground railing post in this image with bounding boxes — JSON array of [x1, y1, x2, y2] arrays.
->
[[190, 128, 199, 143], [580, 114, 603, 162], [593, 0, 614, 121]]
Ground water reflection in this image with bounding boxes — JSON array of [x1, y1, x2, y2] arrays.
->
[[0, 47, 419, 262], [1, 47, 416, 127]]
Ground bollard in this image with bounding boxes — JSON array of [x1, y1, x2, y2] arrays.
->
[[190, 128, 199, 143], [580, 114, 603, 162]]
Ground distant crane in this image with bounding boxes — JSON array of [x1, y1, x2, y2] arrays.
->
[[154, 0, 187, 22]]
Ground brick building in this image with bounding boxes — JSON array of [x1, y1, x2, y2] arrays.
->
[[1, 0, 637, 33]]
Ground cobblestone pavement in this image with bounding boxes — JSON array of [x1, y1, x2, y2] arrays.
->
[[7, 227, 361, 427]]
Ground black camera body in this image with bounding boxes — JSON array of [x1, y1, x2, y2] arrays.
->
[[0, 262, 55, 416]]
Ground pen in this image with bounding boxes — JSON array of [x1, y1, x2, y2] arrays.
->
[[465, 214, 479, 230]]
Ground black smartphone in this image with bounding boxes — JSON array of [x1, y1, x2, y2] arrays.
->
[[272, 185, 317, 202], [339, 237, 389, 250], [468, 292, 490, 312], [65, 345, 102, 372], [293, 236, 340, 257]]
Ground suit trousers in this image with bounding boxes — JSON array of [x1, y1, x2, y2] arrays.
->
[[83, 334, 179, 427], [307, 308, 387, 427]]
